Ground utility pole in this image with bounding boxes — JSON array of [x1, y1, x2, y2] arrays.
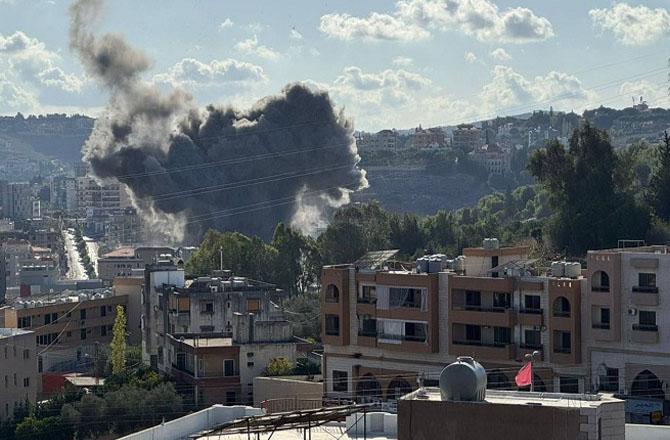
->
[[219, 246, 223, 271]]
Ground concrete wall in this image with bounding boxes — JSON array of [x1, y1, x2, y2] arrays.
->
[[113, 277, 143, 345], [626, 424, 670, 440], [117, 404, 263, 440], [253, 376, 323, 407], [0, 330, 38, 421], [239, 342, 298, 403]]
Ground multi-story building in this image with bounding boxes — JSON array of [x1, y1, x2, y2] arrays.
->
[[50, 176, 77, 214], [143, 263, 302, 405], [452, 124, 481, 152], [585, 245, 670, 402], [0, 289, 128, 372], [76, 176, 131, 217], [320, 244, 587, 402], [1, 240, 32, 289], [411, 126, 446, 149], [470, 143, 511, 176], [0, 328, 38, 421], [97, 247, 144, 284], [356, 130, 398, 150], [0, 182, 33, 220]]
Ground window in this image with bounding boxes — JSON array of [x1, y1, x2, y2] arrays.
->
[[22, 349, 29, 360], [601, 308, 610, 328], [599, 368, 619, 392], [465, 290, 481, 309], [18, 316, 31, 328], [44, 313, 57, 325], [23, 378, 29, 388], [523, 295, 541, 313], [559, 376, 579, 394], [494, 327, 511, 345], [100, 306, 107, 317], [404, 322, 427, 342], [3, 346, 6, 358], [333, 370, 348, 392], [592, 271, 610, 292], [465, 325, 481, 342], [389, 287, 423, 309], [635, 311, 657, 331], [325, 315, 340, 336], [224, 359, 236, 377], [358, 315, 377, 337], [359, 285, 377, 303], [552, 297, 571, 317], [523, 329, 541, 348], [80, 309, 87, 320], [201, 302, 214, 314], [101, 325, 107, 337], [38, 356, 43, 373], [247, 362, 254, 368], [493, 292, 511, 309], [553, 331, 571, 353], [635, 273, 658, 293], [80, 328, 87, 340], [246, 299, 260, 313], [325, 284, 340, 303]]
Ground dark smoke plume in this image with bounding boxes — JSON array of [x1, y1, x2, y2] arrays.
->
[[69, 0, 367, 244]]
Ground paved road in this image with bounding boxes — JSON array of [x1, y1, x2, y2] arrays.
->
[[63, 228, 87, 280], [83, 237, 99, 276]]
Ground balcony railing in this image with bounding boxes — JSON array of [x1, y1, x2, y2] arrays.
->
[[377, 333, 427, 343], [453, 340, 510, 348], [591, 286, 610, 292], [632, 324, 658, 332], [461, 305, 510, 313], [632, 286, 659, 294], [592, 323, 611, 330], [325, 328, 340, 336], [519, 343, 542, 350], [520, 308, 543, 315], [358, 330, 377, 337], [553, 347, 571, 354], [357, 297, 377, 304]]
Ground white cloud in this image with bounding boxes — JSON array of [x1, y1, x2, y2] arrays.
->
[[490, 48, 512, 61], [309, 48, 321, 57], [234, 35, 281, 60], [219, 18, 234, 30], [319, 12, 430, 42], [590, 3, 670, 46], [479, 65, 596, 115], [464, 52, 478, 64], [320, 0, 554, 43], [619, 80, 667, 107], [0, 76, 38, 112], [0, 31, 84, 94], [392, 56, 413, 67], [290, 28, 303, 40], [153, 57, 266, 87]]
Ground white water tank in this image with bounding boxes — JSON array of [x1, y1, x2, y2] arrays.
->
[[416, 257, 429, 274], [439, 356, 487, 402], [564, 262, 582, 278], [428, 258, 443, 274], [453, 256, 466, 273], [551, 261, 565, 277]]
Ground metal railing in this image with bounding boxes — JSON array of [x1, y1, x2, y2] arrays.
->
[[632, 286, 659, 293], [453, 340, 510, 348], [632, 324, 658, 332], [519, 308, 543, 315]]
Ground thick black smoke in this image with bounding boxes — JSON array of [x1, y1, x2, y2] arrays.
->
[[69, 0, 367, 243]]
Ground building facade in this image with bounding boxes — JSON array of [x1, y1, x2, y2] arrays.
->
[[452, 124, 481, 152], [0, 328, 38, 421], [321, 244, 587, 402]]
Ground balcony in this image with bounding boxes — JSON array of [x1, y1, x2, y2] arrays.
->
[[357, 329, 377, 338], [451, 340, 516, 360], [592, 323, 610, 330], [519, 308, 543, 326], [632, 289, 659, 306], [451, 306, 516, 327], [632, 324, 659, 344]]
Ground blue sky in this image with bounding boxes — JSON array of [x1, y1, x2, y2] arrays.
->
[[1, 0, 669, 131]]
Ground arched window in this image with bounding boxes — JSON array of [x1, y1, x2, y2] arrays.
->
[[631, 370, 665, 399], [325, 284, 340, 303], [387, 377, 412, 400], [356, 374, 382, 402], [552, 297, 571, 317], [592, 271, 610, 292]]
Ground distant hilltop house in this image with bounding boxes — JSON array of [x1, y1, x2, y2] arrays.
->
[[355, 129, 398, 150], [469, 142, 511, 176], [452, 123, 482, 152], [411, 125, 447, 149]]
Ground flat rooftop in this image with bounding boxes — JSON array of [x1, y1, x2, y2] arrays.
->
[[101, 246, 136, 258], [180, 337, 233, 348], [197, 422, 393, 439], [404, 388, 622, 409], [590, 245, 668, 255], [0, 328, 33, 339]]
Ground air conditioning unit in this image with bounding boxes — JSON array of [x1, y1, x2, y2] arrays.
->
[[628, 308, 637, 316]]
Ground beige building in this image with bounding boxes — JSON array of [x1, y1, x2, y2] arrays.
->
[[1, 290, 128, 372], [585, 246, 670, 405], [321, 244, 587, 402], [75, 176, 131, 216], [452, 123, 481, 152], [97, 246, 143, 284], [0, 328, 38, 421], [112, 276, 144, 345]]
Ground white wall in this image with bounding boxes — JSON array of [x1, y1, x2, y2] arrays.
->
[[626, 424, 670, 440]]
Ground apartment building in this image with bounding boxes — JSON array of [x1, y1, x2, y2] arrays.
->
[[585, 245, 670, 402], [0, 329, 38, 421], [470, 143, 512, 176], [97, 247, 144, 283], [143, 263, 302, 405], [321, 244, 587, 402], [0, 181, 33, 220], [76, 176, 131, 216], [452, 123, 481, 152], [1, 290, 128, 372], [356, 130, 398, 150]]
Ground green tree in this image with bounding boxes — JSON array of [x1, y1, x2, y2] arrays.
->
[[317, 221, 366, 264], [271, 223, 320, 295], [76, 394, 107, 439], [528, 122, 650, 255], [265, 357, 293, 376], [648, 131, 670, 222], [15, 416, 71, 440], [111, 305, 127, 375]]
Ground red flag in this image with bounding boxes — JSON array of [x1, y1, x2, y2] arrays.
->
[[515, 362, 532, 388]]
